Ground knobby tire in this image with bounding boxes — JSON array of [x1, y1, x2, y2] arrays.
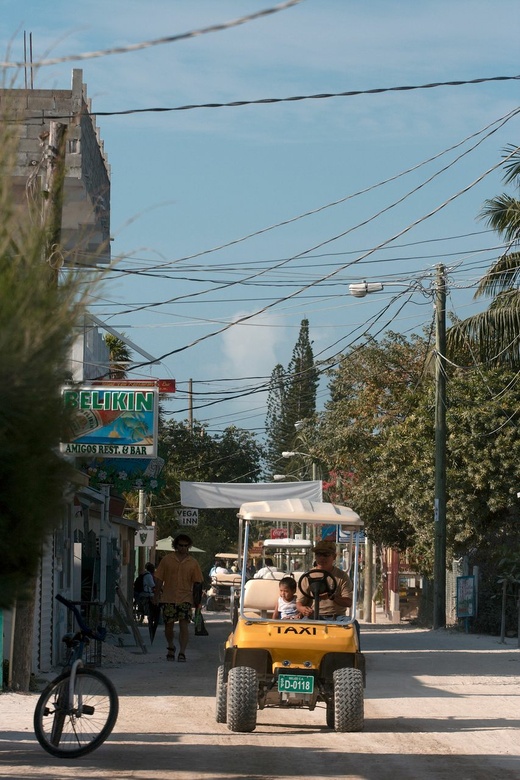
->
[[34, 667, 119, 758]]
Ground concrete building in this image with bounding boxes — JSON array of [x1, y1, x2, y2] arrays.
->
[[1, 68, 111, 266]]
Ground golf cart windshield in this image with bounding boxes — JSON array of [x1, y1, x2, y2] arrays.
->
[[262, 538, 313, 573]]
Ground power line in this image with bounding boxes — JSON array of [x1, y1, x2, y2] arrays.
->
[[20, 75, 520, 119], [0, 0, 302, 68]]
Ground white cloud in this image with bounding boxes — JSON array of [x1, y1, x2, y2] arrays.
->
[[219, 310, 287, 379]]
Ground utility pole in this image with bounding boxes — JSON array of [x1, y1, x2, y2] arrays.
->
[[43, 121, 67, 283], [188, 378, 193, 432], [138, 489, 147, 573], [363, 536, 374, 623], [433, 264, 447, 629]]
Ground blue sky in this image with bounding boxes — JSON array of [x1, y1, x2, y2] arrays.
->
[[2, 1, 520, 439]]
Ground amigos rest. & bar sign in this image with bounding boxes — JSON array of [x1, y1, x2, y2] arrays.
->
[[60, 386, 158, 457]]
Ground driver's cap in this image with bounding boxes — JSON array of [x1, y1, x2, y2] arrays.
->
[[312, 540, 336, 555]]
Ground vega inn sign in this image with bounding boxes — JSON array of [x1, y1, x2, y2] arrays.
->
[[60, 386, 159, 457]]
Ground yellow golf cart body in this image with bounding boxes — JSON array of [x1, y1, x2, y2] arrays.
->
[[216, 498, 365, 733]]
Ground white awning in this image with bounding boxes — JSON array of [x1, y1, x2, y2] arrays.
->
[[180, 480, 323, 509]]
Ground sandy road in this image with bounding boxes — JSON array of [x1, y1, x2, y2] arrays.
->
[[1, 614, 519, 780]]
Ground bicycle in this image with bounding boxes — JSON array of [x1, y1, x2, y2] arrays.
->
[[33, 593, 119, 758]]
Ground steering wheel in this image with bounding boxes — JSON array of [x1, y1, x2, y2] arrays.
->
[[298, 569, 337, 620]]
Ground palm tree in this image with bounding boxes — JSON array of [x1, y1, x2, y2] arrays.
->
[[104, 333, 132, 379], [447, 145, 520, 368]]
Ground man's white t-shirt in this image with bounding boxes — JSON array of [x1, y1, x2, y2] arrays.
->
[[254, 565, 279, 579]]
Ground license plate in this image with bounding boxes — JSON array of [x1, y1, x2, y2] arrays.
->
[[278, 674, 314, 694]]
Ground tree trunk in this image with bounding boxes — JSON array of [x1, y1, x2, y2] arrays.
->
[[499, 579, 507, 644], [10, 583, 37, 691]]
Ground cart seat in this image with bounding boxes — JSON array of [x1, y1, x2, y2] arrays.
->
[[212, 573, 242, 588], [242, 578, 281, 618]]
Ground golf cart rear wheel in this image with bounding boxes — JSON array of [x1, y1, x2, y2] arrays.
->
[[333, 667, 364, 732], [226, 666, 257, 733], [215, 665, 227, 723]]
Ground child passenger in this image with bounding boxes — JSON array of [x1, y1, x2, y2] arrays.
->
[[273, 576, 301, 620]]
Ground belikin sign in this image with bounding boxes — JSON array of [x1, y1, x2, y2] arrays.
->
[[60, 386, 159, 457]]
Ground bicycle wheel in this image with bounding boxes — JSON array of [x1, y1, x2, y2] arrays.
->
[[34, 668, 119, 758]]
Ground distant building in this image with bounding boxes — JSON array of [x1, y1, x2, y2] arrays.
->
[[0, 68, 111, 265]]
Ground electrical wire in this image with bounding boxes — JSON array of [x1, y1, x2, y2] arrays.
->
[[96, 143, 519, 379], [0, 1, 302, 68]]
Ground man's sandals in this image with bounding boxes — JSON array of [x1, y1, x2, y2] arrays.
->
[[166, 647, 186, 662]]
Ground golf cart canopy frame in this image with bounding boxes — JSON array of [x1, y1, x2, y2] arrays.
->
[[236, 499, 363, 626]]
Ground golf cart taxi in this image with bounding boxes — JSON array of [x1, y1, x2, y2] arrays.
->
[[206, 553, 241, 612], [216, 498, 365, 733]]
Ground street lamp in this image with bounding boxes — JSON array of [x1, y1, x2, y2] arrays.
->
[[282, 451, 319, 481], [273, 474, 302, 481], [349, 265, 447, 629]]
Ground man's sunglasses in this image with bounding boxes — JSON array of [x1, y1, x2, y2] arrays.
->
[[176, 543, 190, 548]]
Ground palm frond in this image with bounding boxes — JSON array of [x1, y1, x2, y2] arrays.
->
[[479, 194, 520, 242], [501, 144, 520, 187], [447, 300, 520, 369], [475, 252, 520, 298]]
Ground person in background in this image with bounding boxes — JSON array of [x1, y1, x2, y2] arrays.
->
[[134, 562, 157, 622], [254, 557, 280, 579], [154, 533, 203, 662], [209, 559, 230, 577], [273, 576, 301, 620]]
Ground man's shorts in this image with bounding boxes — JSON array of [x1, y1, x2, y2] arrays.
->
[[162, 602, 193, 623]]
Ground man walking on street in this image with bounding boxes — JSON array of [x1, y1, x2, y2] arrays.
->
[[154, 533, 203, 662]]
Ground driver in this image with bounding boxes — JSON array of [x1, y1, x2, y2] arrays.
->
[[296, 540, 353, 619]]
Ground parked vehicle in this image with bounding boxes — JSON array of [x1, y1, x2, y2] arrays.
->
[[216, 498, 365, 733], [206, 553, 241, 612]]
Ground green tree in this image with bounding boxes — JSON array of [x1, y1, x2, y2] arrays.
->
[[319, 333, 520, 581], [316, 331, 430, 547], [265, 319, 319, 475], [448, 144, 520, 367], [0, 126, 97, 609], [150, 420, 263, 575], [265, 364, 289, 473]]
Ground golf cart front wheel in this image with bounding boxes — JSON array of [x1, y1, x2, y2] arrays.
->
[[226, 666, 257, 733], [333, 667, 364, 732]]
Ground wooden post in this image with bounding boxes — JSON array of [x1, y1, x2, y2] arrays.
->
[[433, 264, 447, 629], [43, 121, 67, 283]]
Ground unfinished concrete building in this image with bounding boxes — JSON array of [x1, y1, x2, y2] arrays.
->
[[0, 67, 111, 266]]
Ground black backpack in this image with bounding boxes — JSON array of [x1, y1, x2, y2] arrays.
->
[[134, 573, 145, 594]]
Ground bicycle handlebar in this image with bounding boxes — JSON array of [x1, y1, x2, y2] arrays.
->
[[55, 594, 106, 642]]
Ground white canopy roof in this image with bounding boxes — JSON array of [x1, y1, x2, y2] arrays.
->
[[238, 499, 362, 527]]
